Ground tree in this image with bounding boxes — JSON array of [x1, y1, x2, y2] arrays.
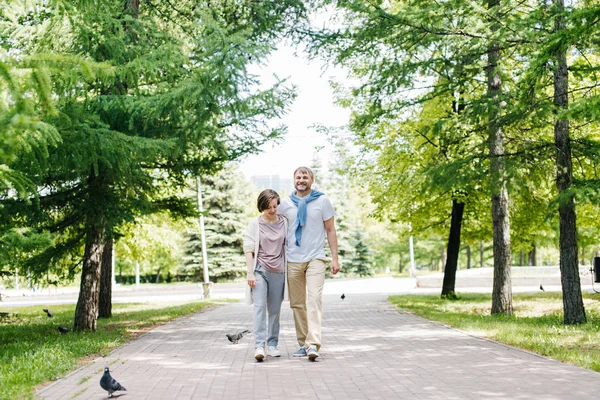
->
[[98, 238, 113, 318], [441, 199, 465, 298], [509, 0, 600, 323], [114, 213, 186, 283], [551, 0, 585, 324], [487, 0, 512, 315], [182, 165, 251, 282], [348, 230, 374, 277], [1, 0, 306, 330], [306, 0, 518, 304], [317, 148, 354, 274]]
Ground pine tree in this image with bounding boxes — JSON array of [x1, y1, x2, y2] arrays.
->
[[322, 144, 355, 274], [348, 231, 374, 277], [182, 165, 251, 282]]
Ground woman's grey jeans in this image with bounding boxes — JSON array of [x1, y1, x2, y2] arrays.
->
[[252, 268, 285, 348]]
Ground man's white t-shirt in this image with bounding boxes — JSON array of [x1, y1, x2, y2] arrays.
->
[[278, 195, 336, 263]]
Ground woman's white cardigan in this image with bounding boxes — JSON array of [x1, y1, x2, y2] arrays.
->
[[243, 215, 289, 305]]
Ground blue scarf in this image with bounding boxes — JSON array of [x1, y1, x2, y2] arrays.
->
[[289, 190, 324, 246]]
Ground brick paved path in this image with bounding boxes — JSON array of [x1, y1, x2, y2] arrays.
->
[[39, 294, 599, 400]]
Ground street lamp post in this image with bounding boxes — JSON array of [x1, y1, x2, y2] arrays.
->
[[409, 235, 416, 278], [196, 176, 211, 299]]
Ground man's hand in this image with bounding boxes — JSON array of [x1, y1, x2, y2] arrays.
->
[[247, 273, 256, 288], [324, 217, 340, 275], [330, 260, 340, 275]]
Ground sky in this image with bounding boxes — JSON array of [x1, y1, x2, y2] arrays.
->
[[237, 43, 351, 181]]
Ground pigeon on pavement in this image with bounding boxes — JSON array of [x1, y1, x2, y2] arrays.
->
[[540, 284, 545, 292], [341, 293, 345, 300], [226, 329, 250, 344], [43, 308, 53, 317], [100, 367, 126, 398], [58, 326, 69, 334]]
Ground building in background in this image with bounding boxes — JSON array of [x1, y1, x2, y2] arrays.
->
[[250, 175, 293, 194]]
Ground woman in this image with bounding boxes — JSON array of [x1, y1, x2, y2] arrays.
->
[[243, 189, 288, 361]]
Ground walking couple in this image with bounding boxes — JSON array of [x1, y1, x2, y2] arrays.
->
[[243, 166, 340, 362]]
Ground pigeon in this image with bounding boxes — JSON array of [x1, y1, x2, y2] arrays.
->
[[100, 367, 126, 398], [341, 293, 345, 300], [226, 329, 250, 344], [43, 308, 53, 317], [58, 326, 69, 334], [540, 284, 545, 292]]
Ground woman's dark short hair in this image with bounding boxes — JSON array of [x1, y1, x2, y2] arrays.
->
[[257, 189, 280, 212]]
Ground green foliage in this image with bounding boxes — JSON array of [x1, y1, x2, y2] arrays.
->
[[0, 300, 212, 400], [347, 230, 374, 277], [0, 228, 53, 280], [182, 165, 251, 282], [308, 0, 600, 275], [115, 213, 186, 283], [313, 150, 352, 274], [440, 291, 460, 300], [0, 0, 305, 286]]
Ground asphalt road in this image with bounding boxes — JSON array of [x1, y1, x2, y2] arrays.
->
[[1, 276, 586, 309]]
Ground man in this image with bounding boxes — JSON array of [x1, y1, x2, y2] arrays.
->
[[278, 166, 340, 361]]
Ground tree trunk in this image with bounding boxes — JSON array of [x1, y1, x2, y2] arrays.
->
[[553, 0, 586, 325], [74, 167, 107, 331], [155, 267, 161, 283], [98, 238, 113, 319], [528, 243, 536, 266], [466, 246, 471, 269], [487, 0, 512, 315], [441, 199, 465, 297], [74, 220, 105, 331]]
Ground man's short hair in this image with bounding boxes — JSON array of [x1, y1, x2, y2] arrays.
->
[[257, 189, 280, 212], [293, 166, 314, 179]]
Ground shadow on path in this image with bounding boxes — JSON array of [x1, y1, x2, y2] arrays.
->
[[39, 294, 599, 400]]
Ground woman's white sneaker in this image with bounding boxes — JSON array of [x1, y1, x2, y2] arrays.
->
[[267, 346, 281, 357], [255, 347, 265, 361]]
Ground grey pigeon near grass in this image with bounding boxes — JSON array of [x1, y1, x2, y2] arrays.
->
[[58, 326, 69, 334], [226, 329, 250, 344], [100, 367, 126, 398], [43, 308, 53, 317], [540, 284, 545, 292]]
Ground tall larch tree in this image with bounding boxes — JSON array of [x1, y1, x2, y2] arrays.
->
[[1, 0, 306, 330], [551, 0, 585, 324], [486, 0, 512, 315]]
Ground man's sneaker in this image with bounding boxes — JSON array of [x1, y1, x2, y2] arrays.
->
[[267, 346, 281, 357], [255, 347, 265, 361], [307, 346, 319, 361], [292, 346, 307, 357]]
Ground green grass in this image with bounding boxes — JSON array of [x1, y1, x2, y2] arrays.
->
[[0, 300, 218, 400], [389, 292, 600, 371]]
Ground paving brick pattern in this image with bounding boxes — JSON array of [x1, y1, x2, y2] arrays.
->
[[39, 294, 599, 399]]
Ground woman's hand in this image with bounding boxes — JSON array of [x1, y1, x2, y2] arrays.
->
[[247, 273, 256, 288]]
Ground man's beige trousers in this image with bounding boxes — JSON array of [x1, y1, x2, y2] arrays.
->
[[287, 259, 327, 350]]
